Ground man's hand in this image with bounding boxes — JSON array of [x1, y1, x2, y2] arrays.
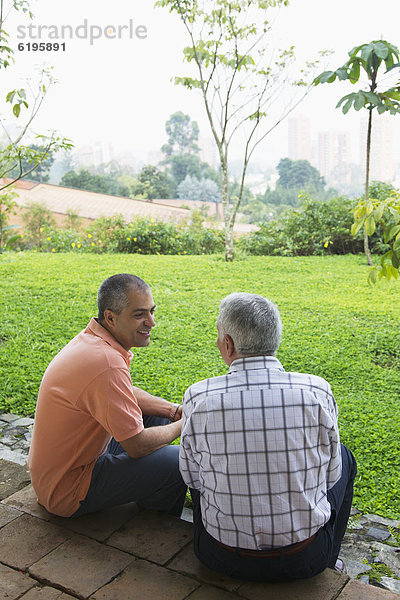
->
[[120, 419, 182, 459]]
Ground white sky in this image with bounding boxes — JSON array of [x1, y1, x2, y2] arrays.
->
[[2, 0, 400, 169]]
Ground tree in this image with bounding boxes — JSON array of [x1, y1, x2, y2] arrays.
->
[[0, 0, 72, 193], [314, 40, 400, 266], [11, 144, 55, 183], [177, 175, 221, 217], [169, 153, 202, 188], [162, 111, 200, 156], [132, 165, 172, 200], [0, 189, 20, 250], [277, 158, 325, 191], [351, 188, 400, 283], [21, 202, 55, 248], [157, 0, 322, 260], [60, 169, 130, 197]]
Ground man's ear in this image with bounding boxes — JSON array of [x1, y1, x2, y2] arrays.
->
[[225, 334, 236, 358], [103, 309, 116, 329]]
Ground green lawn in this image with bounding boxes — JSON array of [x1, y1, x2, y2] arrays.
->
[[1, 252, 399, 519]]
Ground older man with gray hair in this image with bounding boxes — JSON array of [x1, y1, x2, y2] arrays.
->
[[180, 292, 356, 582]]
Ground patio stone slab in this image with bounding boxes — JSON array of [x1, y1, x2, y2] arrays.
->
[[168, 544, 242, 592], [29, 535, 134, 598], [237, 568, 349, 600], [107, 509, 193, 565], [0, 513, 72, 570], [0, 563, 37, 600], [51, 502, 140, 542], [91, 558, 199, 600], [187, 584, 241, 599], [3, 484, 53, 521], [337, 580, 400, 599], [19, 585, 78, 599], [0, 460, 30, 500], [0, 503, 22, 527]]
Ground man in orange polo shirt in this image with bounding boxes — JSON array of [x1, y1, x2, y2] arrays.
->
[[28, 274, 186, 518]]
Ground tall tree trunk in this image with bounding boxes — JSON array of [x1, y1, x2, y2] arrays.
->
[[220, 158, 234, 261], [225, 222, 234, 262], [364, 108, 374, 266]]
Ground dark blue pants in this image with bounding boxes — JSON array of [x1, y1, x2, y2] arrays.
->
[[190, 444, 357, 582], [72, 415, 187, 518]]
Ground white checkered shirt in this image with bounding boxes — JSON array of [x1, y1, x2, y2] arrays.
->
[[180, 356, 342, 550]]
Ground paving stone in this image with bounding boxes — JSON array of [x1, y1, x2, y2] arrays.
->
[[0, 445, 28, 465], [0, 513, 72, 570], [342, 557, 372, 579], [0, 563, 37, 600], [340, 540, 375, 566], [91, 558, 199, 600], [19, 585, 78, 599], [364, 515, 400, 529], [367, 527, 391, 542], [181, 506, 194, 523], [107, 509, 193, 565], [0, 414, 20, 423], [337, 579, 400, 599], [186, 584, 240, 599], [29, 535, 134, 598], [380, 577, 400, 594], [168, 543, 242, 592], [10, 417, 34, 427], [372, 543, 400, 577], [0, 460, 30, 499], [3, 484, 53, 521], [51, 502, 140, 542], [237, 569, 349, 600], [0, 435, 17, 447], [12, 439, 32, 452], [0, 502, 22, 528]]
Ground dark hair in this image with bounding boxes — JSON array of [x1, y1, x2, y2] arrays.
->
[[97, 274, 149, 321]]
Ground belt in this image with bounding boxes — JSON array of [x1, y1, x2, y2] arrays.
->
[[216, 533, 317, 559]]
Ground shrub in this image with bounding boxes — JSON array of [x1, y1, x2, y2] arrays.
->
[[28, 214, 225, 256], [240, 195, 387, 256], [21, 202, 56, 249]]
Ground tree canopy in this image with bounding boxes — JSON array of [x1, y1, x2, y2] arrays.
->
[[60, 170, 130, 197], [277, 158, 325, 191], [161, 111, 200, 156]]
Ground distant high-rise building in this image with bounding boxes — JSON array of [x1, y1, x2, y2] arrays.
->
[[359, 113, 395, 183], [288, 115, 312, 162], [318, 131, 351, 183], [75, 142, 114, 169], [93, 142, 114, 167]]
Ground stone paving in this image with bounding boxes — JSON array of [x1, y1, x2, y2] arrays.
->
[[1, 412, 399, 599]]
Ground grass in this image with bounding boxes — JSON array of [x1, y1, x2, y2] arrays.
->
[[1, 252, 399, 519]]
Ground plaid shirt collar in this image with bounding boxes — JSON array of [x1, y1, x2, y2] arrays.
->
[[228, 355, 285, 374]]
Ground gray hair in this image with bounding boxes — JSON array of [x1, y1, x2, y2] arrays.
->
[[97, 274, 149, 321], [217, 293, 282, 357]]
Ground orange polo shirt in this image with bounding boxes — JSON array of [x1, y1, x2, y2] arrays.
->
[[28, 318, 144, 517]]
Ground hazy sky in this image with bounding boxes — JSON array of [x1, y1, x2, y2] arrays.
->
[[3, 0, 400, 168]]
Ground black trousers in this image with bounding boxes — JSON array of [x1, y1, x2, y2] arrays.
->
[[190, 444, 357, 582]]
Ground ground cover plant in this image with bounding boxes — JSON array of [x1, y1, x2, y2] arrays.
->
[[1, 252, 399, 520]]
